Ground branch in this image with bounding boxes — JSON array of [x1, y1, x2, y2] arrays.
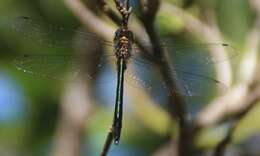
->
[[139, 2, 196, 156], [139, 0, 160, 24], [194, 13, 260, 154], [213, 121, 237, 156], [113, 0, 132, 28], [138, 1, 193, 155], [211, 3, 260, 154], [64, 0, 114, 41], [195, 21, 260, 128], [50, 78, 93, 156], [161, 2, 233, 88], [152, 140, 178, 156], [98, 0, 121, 25], [153, 2, 259, 155], [100, 127, 114, 156], [213, 84, 260, 156]]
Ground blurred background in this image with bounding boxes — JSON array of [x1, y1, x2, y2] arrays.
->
[[0, 0, 259, 156]]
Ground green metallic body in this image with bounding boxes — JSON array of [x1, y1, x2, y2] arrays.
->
[[113, 58, 126, 144]]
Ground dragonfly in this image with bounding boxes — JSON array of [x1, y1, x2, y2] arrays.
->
[[11, 16, 237, 144]]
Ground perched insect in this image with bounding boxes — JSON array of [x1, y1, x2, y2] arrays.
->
[[12, 16, 237, 144]]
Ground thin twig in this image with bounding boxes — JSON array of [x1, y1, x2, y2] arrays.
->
[[196, 21, 259, 147], [161, 1, 233, 88], [195, 21, 260, 129], [100, 127, 114, 156], [139, 0, 160, 24], [213, 84, 260, 156], [139, 1, 191, 155], [98, 0, 121, 25], [64, 0, 114, 41], [98, 0, 154, 58], [213, 121, 237, 156]]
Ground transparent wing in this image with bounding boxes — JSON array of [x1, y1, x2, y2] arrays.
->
[[126, 42, 237, 97], [11, 16, 113, 49], [132, 41, 237, 66], [13, 53, 117, 83], [11, 16, 237, 97], [128, 39, 238, 96], [125, 58, 226, 97], [11, 16, 117, 83]]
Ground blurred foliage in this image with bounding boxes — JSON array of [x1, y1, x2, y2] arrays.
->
[[217, 0, 255, 43], [0, 0, 259, 156]]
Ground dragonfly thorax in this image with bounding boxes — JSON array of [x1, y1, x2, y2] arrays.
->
[[114, 28, 134, 60]]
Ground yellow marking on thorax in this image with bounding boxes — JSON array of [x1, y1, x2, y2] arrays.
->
[[119, 36, 129, 43]]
